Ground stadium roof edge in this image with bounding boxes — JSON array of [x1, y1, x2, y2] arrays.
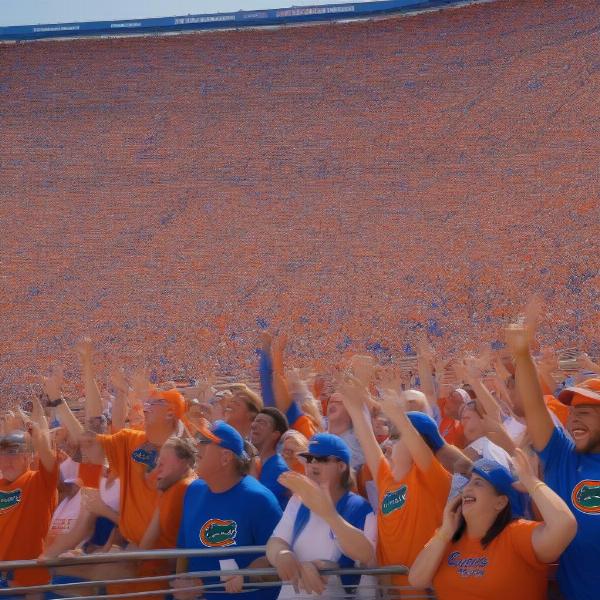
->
[[0, 0, 496, 43]]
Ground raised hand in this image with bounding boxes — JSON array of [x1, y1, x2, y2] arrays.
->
[[416, 334, 435, 363], [75, 336, 94, 363], [278, 472, 336, 520], [439, 495, 463, 540], [504, 322, 531, 357], [41, 366, 64, 401], [349, 354, 376, 386], [130, 368, 150, 400], [272, 333, 288, 375], [337, 375, 369, 414], [110, 368, 129, 396], [378, 387, 404, 417], [511, 447, 538, 491]]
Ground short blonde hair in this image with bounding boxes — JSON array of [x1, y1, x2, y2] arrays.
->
[[227, 383, 263, 414]]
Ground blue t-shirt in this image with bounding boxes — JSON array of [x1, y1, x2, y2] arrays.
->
[[537, 426, 600, 600], [177, 476, 282, 600], [259, 454, 290, 510]]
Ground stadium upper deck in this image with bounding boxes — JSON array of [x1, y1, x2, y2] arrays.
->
[[0, 0, 598, 405]]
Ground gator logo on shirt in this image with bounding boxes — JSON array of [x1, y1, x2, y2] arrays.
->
[[0, 489, 22, 514], [199, 519, 238, 547], [571, 480, 600, 514], [381, 485, 407, 515], [131, 446, 158, 472]]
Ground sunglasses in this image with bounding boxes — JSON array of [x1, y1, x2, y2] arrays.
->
[[303, 455, 340, 464], [0, 433, 29, 454]]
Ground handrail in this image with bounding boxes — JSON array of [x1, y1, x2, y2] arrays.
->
[[0, 546, 268, 571], [0, 549, 411, 598]]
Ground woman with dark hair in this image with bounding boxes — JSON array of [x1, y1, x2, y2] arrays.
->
[[409, 449, 577, 599], [266, 433, 375, 599]]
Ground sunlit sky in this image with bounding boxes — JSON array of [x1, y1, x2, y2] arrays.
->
[[1, 0, 374, 26]]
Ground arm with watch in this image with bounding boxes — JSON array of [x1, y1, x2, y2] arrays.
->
[[42, 370, 105, 463]]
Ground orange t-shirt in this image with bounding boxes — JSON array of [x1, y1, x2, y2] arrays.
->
[[0, 461, 58, 586], [292, 414, 317, 439], [438, 398, 466, 448], [157, 476, 194, 549], [97, 428, 159, 545], [78, 462, 103, 488], [433, 520, 548, 600], [376, 456, 451, 587]]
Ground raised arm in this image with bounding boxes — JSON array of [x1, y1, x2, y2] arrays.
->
[[416, 336, 437, 411], [505, 322, 554, 452], [409, 495, 462, 588], [380, 389, 433, 472], [512, 449, 577, 562], [258, 332, 276, 408], [110, 369, 129, 433], [462, 358, 502, 423], [30, 397, 56, 473], [338, 378, 383, 480], [76, 337, 103, 419]]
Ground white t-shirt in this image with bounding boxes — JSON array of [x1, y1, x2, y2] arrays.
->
[[272, 495, 377, 599], [338, 429, 366, 470], [49, 491, 82, 536], [100, 477, 120, 513], [467, 437, 513, 470], [502, 416, 528, 442]]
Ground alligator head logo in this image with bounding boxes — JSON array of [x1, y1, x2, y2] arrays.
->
[[131, 445, 158, 472], [199, 518, 238, 547], [0, 489, 22, 513], [381, 485, 408, 515], [571, 480, 600, 514]]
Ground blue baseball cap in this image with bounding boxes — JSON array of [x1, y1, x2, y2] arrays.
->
[[300, 433, 351, 465], [194, 419, 247, 459], [406, 411, 445, 452], [471, 458, 525, 517]]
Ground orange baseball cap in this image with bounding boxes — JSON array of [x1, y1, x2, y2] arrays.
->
[[544, 395, 569, 426], [149, 387, 186, 419], [558, 378, 600, 407]]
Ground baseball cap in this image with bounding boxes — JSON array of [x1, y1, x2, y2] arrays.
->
[[406, 411, 445, 452], [300, 433, 351, 465], [148, 387, 186, 419], [451, 388, 471, 404], [558, 378, 600, 407], [193, 419, 247, 459], [0, 431, 31, 454], [471, 458, 525, 516]]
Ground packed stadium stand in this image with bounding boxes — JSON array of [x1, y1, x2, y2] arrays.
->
[[0, 0, 599, 404]]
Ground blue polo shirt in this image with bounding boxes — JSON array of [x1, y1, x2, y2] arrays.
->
[[177, 476, 282, 600], [537, 426, 600, 600], [259, 454, 290, 510]]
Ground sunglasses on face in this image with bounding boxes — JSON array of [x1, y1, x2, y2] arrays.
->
[[303, 455, 340, 464], [0, 432, 29, 452]]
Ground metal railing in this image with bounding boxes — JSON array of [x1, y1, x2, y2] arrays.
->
[[0, 547, 430, 599]]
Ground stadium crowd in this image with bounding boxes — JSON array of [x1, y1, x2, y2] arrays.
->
[[1, 304, 599, 600]]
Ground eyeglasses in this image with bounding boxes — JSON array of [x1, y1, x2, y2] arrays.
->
[[0, 432, 29, 454], [143, 400, 167, 410], [303, 455, 340, 464], [193, 435, 213, 446]]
